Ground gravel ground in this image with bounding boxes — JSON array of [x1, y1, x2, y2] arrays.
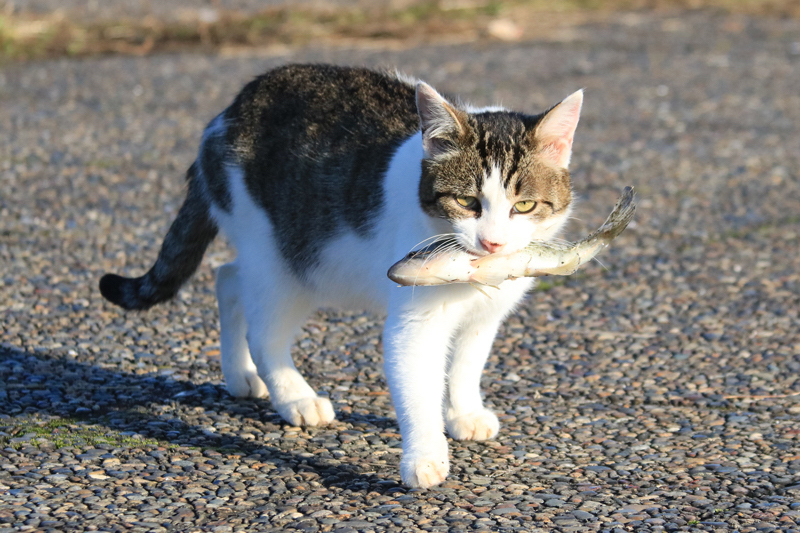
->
[[2, 10, 800, 533]]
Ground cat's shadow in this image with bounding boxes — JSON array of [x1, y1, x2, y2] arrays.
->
[[0, 346, 405, 494]]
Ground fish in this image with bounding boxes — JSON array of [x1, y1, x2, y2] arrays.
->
[[387, 186, 636, 287]]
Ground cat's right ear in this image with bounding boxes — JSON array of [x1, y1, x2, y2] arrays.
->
[[416, 82, 467, 158]]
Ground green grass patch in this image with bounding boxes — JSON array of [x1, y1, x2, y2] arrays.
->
[[535, 269, 592, 292], [0, 417, 168, 450], [535, 277, 567, 292]]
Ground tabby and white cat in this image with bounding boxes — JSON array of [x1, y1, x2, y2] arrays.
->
[[100, 64, 582, 488]]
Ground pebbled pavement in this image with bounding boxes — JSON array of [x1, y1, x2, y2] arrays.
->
[[1, 10, 800, 533]]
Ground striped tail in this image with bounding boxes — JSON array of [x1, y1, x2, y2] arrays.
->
[[99, 163, 218, 310]]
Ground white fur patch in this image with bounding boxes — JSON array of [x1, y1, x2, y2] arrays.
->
[[463, 104, 508, 113], [453, 165, 559, 256], [393, 70, 419, 88], [477, 165, 514, 250]]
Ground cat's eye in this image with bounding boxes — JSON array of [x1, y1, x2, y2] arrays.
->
[[456, 196, 479, 209], [514, 200, 537, 214]]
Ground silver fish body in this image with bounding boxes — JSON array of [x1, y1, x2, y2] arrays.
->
[[387, 186, 636, 287]]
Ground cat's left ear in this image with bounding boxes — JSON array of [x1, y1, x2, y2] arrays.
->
[[416, 82, 468, 158], [531, 89, 583, 169]]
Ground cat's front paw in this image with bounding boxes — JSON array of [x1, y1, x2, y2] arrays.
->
[[400, 436, 450, 489], [225, 370, 269, 399], [401, 453, 450, 489], [275, 396, 336, 427], [446, 408, 499, 441]]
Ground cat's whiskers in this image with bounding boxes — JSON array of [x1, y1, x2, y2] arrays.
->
[[409, 237, 463, 300], [408, 235, 460, 277], [413, 239, 459, 275], [412, 239, 498, 300], [406, 233, 458, 256]]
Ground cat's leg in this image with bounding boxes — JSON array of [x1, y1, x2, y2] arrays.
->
[[239, 270, 335, 427], [384, 297, 465, 489], [445, 313, 504, 441], [216, 263, 269, 398], [446, 279, 533, 440]]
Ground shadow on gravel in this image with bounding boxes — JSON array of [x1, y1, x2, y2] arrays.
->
[[0, 346, 405, 493]]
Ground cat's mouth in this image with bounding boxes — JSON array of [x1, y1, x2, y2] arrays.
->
[[468, 244, 526, 258], [460, 242, 487, 258], [455, 234, 497, 258]]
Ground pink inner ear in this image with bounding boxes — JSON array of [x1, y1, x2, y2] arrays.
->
[[539, 137, 573, 168], [536, 90, 583, 168]]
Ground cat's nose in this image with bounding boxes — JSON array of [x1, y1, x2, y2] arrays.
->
[[479, 239, 505, 253]]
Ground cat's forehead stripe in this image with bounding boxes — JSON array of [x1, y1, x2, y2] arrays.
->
[[472, 113, 528, 190]]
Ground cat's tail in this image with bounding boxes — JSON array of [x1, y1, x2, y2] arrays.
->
[[99, 163, 218, 310]]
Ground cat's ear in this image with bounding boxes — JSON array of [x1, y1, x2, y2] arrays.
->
[[531, 89, 583, 168], [416, 82, 467, 158]]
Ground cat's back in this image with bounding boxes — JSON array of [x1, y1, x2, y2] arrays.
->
[[209, 64, 422, 278], [226, 64, 419, 163]]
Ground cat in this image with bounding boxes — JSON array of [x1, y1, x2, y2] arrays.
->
[[99, 63, 582, 489]]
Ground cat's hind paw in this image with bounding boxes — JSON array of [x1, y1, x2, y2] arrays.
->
[[225, 370, 269, 399], [275, 396, 336, 427], [446, 408, 499, 441]]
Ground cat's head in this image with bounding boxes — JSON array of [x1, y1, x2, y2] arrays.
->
[[416, 83, 582, 256]]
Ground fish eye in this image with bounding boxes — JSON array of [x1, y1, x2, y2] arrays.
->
[[514, 200, 537, 214], [456, 196, 479, 209]]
